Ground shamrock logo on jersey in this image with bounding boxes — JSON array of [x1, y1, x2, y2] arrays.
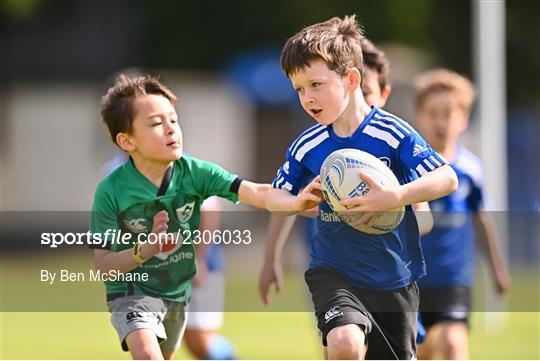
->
[[176, 202, 195, 223]]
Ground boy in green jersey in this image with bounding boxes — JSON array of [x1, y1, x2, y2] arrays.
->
[[90, 74, 287, 359]]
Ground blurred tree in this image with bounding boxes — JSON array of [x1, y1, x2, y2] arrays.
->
[[506, 0, 540, 107], [139, 0, 437, 70], [2, 0, 538, 107]]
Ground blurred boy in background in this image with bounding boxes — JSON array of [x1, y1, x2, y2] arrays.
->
[[413, 69, 511, 360]]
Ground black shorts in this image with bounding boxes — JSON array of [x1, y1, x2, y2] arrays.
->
[[305, 267, 419, 360], [419, 285, 471, 330]]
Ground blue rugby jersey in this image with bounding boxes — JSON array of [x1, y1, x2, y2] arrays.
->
[[419, 147, 484, 287], [272, 107, 448, 291]]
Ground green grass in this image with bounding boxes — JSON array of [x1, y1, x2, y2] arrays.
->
[[469, 312, 540, 359], [1, 311, 538, 359], [1, 250, 538, 359], [0, 312, 322, 359]]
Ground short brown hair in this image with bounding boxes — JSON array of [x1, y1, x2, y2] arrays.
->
[[100, 74, 177, 145], [361, 38, 390, 91], [414, 69, 475, 112], [280, 15, 364, 78]]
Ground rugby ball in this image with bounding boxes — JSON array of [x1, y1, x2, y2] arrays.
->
[[320, 149, 405, 234]]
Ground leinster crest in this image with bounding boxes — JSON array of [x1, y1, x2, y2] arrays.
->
[[176, 202, 195, 223]]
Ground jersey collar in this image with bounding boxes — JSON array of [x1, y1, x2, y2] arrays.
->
[[328, 106, 378, 143], [126, 157, 175, 196]]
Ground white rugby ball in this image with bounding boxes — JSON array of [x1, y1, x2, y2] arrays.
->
[[320, 148, 405, 234]]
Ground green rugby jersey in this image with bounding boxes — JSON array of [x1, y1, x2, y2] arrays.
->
[[90, 155, 240, 302]]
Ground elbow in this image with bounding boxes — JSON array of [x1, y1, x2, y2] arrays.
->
[[266, 196, 277, 213], [418, 214, 434, 236], [446, 167, 459, 194], [94, 262, 105, 274], [93, 256, 110, 274], [265, 187, 277, 212], [259, 184, 272, 209], [450, 171, 459, 193]]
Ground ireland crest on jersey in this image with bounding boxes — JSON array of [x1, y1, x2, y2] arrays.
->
[[176, 202, 195, 223]]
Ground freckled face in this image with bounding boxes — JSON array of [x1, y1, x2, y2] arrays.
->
[[290, 60, 350, 125]]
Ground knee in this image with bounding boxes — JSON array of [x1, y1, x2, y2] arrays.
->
[[440, 324, 468, 358], [327, 325, 365, 359], [130, 346, 163, 360]]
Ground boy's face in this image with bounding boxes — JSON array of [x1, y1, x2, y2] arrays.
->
[[361, 67, 390, 108], [289, 60, 350, 125], [416, 91, 468, 150], [121, 94, 183, 163]]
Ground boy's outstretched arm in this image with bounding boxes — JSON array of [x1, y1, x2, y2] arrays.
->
[[266, 176, 324, 215], [341, 164, 458, 212], [238, 181, 271, 209], [473, 211, 511, 294]]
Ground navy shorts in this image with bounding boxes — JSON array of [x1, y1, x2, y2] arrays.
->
[[305, 267, 419, 360]]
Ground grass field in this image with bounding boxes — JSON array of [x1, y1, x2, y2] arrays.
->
[[1, 311, 539, 359], [1, 249, 539, 359]]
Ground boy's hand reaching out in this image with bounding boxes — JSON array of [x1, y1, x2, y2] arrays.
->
[[292, 176, 324, 212]]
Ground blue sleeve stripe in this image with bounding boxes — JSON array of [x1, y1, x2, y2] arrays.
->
[[427, 157, 440, 169], [294, 131, 330, 161], [272, 174, 282, 188], [273, 175, 285, 189], [291, 127, 328, 157], [289, 125, 326, 155], [362, 125, 400, 149], [377, 109, 415, 133], [283, 182, 293, 192], [429, 155, 443, 167], [272, 176, 295, 193], [422, 158, 436, 171], [434, 152, 448, 165], [374, 111, 413, 134], [416, 164, 428, 176], [370, 119, 406, 139]]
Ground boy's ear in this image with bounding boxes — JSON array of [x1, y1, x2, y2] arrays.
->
[[460, 114, 470, 132], [347, 68, 361, 90], [380, 85, 392, 104], [116, 132, 135, 152]]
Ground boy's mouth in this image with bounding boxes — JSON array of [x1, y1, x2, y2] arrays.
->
[[310, 108, 322, 117], [167, 140, 180, 148]]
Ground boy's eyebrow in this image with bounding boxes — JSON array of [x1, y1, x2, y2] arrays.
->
[[145, 111, 177, 120], [292, 77, 325, 88]]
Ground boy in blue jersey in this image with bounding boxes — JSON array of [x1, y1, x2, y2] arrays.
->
[[260, 37, 429, 357], [413, 69, 511, 360], [266, 16, 458, 359]]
